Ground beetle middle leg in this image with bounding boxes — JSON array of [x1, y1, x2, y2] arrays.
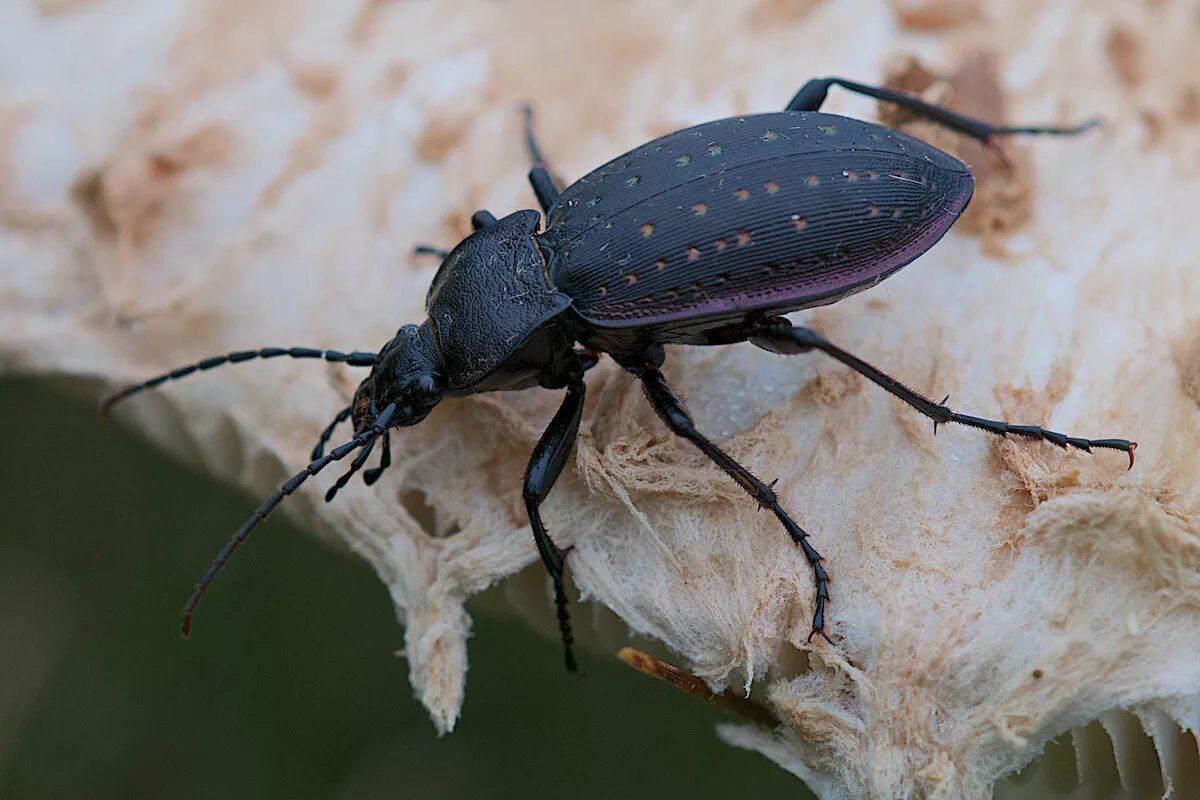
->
[[638, 366, 831, 644], [523, 377, 586, 672], [749, 318, 1137, 468], [521, 104, 563, 214], [411, 210, 500, 259], [786, 77, 1099, 144]]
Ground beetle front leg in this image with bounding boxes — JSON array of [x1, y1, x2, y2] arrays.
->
[[412, 245, 450, 260], [412, 210, 497, 259], [521, 105, 563, 214], [749, 319, 1137, 468], [523, 378, 586, 672], [786, 77, 1099, 144], [638, 366, 832, 644], [414, 211, 496, 260]]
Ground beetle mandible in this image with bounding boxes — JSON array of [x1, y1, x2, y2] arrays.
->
[[103, 77, 1136, 671]]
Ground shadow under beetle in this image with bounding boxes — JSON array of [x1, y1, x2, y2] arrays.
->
[[103, 77, 1136, 672]]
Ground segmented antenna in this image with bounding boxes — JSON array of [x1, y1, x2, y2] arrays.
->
[[181, 402, 397, 637], [101, 347, 377, 416]]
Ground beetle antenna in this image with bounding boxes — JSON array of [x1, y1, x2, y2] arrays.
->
[[101, 347, 378, 417], [324, 436, 378, 502], [181, 402, 397, 638]]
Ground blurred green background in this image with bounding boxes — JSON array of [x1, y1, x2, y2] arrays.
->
[[0, 377, 808, 800]]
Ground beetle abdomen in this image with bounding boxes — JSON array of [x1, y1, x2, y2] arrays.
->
[[541, 112, 973, 328]]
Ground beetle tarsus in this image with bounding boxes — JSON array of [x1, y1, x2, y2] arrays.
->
[[983, 137, 1015, 170], [992, 116, 1104, 138], [523, 377, 587, 672], [639, 366, 831, 649], [413, 245, 450, 259], [751, 321, 1137, 468]]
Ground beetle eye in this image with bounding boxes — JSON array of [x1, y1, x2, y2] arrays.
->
[[413, 373, 442, 397]]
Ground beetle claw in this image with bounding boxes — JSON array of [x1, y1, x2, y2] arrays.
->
[[806, 627, 836, 646]]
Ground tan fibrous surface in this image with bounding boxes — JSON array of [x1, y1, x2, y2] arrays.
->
[[3, 1, 1200, 798]]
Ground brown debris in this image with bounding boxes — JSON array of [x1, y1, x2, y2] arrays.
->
[[36, 0, 100, 13], [257, 102, 348, 211], [71, 124, 235, 247], [801, 369, 863, 407], [414, 114, 468, 164], [289, 62, 341, 101], [617, 647, 777, 725], [889, 0, 982, 31], [882, 54, 1033, 257], [1177, 325, 1200, 409], [745, 0, 824, 28], [376, 61, 412, 97], [1139, 109, 1165, 149], [350, 0, 401, 45], [1106, 27, 1144, 90], [878, 57, 945, 130], [1177, 87, 1200, 124]]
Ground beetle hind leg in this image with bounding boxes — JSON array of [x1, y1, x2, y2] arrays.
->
[[750, 319, 1137, 469], [523, 378, 587, 672], [521, 105, 563, 214], [638, 366, 832, 645], [786, 77, 1100, 145]]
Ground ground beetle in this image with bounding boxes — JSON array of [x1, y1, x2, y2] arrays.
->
[[104, 77, 1136, 671]]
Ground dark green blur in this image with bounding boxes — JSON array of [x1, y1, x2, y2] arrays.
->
[[0, 378, 808, 800]]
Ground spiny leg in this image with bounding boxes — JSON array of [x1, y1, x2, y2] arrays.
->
[[523, 378, 586, 672], [749, 319, 1136, 468], [521, 104, 562, 214], [638, 366, 831, 643], [786, 76, 1100, 147]]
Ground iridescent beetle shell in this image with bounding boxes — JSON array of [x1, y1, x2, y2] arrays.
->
[[539, 111, 973, 338]]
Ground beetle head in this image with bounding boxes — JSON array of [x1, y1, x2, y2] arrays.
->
[[354, 322, 445, 432]]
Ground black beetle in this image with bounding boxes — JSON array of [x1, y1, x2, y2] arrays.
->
[[103, 77, 1135, 671]]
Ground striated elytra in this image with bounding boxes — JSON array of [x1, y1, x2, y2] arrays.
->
[[103, 77, 1135, 673]]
